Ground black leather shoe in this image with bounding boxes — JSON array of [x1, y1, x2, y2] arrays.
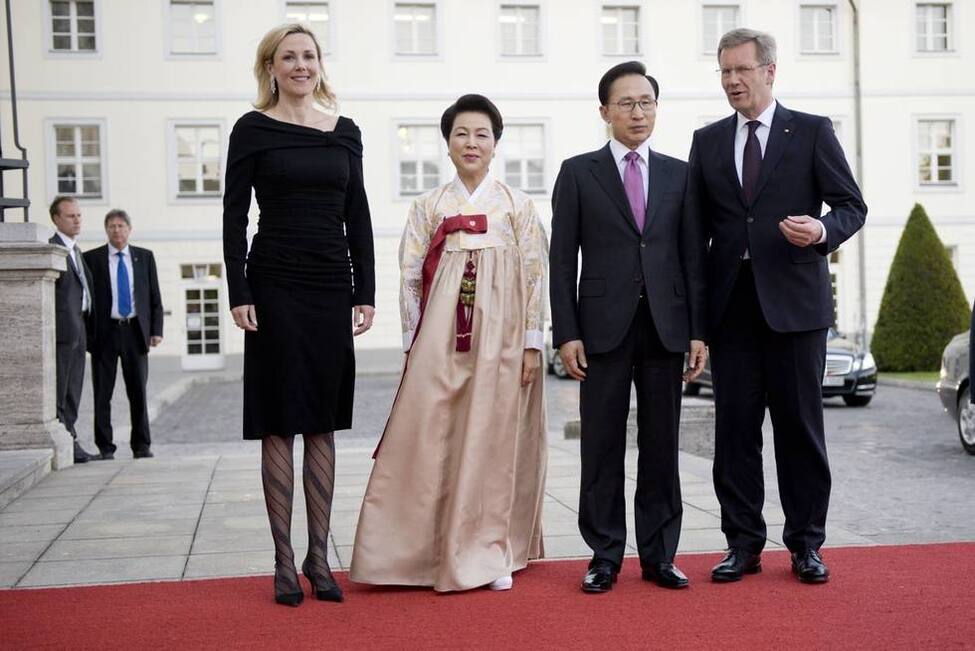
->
[[73, 441, 96, 463], [711, 548, 762, 582], [97, 450, 115, 461], [581, 562, 618, 594], [133, 448, 154, 459], [791, 549, 830, 584], [642, 562, 689, 589], [302, 559, 343, 602]]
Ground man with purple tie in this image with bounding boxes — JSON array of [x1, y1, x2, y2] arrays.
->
[[84, 210, 164, 459], [550, 61, 708, 593], [688, 29, 866, 584]]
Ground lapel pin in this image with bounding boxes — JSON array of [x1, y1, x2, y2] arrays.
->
[[784, 128, 791, 133]]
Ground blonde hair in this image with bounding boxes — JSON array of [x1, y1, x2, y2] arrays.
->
[[253, 23, 336, 111]]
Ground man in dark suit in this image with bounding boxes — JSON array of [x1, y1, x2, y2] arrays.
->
[[49, 196, 99, 463], [551, 61, 707, 593], [688, 29, 866, 584], [84, 209, 164, 459]]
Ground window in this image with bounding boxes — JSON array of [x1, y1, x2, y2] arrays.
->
[[394, 3, 437, 55], [185, 287, 221, 355], [53, 124, 103, 198], [49, 0, 96, 52], [285, 2, 331, 52], [917, 119, 955, 185], [601, 6, 639, 55], [173, 124, 222, 197], [702, 4, 739, 54], [916, 3, 951, 52], [180, 263, 222, 280], [800, 4, 836, 53], [945, 245, 959, 269], [503, 125, 545, 194], [499, 4, 540, 56], [397, 125, 441, 196], [169, 0, 217, 55]]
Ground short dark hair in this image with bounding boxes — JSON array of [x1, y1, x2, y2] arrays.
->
[[104, 208, 131, 228], [440, 94, 504, 141], [598, 61, 659, 106], [49, 195, 77, 219]]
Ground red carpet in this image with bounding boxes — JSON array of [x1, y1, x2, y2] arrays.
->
[[3, 543, 974, 650]]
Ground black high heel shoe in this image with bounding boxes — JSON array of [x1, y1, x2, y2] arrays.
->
[[274, 562, 304, 607], [302, 559, 344, 602]]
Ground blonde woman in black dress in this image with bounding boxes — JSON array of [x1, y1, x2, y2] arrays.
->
[[223, 23, 375, 607]]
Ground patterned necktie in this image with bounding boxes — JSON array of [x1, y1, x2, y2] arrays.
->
[[74, 247, 91, 313], [623, 150, 646, 232], [741, 120, 762, 205], [116, 251, 132, 317]]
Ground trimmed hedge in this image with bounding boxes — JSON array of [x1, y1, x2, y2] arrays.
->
[[872, 203, 970, 371]]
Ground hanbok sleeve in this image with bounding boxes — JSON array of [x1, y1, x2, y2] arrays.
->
[[399, 197, 432, 351], [513, 197, 549, 351]]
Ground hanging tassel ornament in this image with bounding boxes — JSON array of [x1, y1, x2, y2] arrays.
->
[[455, 253, 477, 352]]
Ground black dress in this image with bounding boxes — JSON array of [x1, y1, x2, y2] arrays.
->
[[223, 111, 375, 439]]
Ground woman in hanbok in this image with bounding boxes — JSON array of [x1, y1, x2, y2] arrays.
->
[[350, 94, 548, 592]]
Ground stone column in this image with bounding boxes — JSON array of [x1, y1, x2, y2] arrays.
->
[[0, 222, 73, 469]]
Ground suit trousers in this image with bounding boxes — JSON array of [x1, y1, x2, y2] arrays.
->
[[55, 318, 87, 440], [579, 295, 684, 570], [92, 320, 151, 454], [710, 262, 831, 554]]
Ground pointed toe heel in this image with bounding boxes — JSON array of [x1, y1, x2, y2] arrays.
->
[[302, 559, 344, 602]]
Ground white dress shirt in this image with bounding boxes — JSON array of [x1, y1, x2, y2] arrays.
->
[[733, 99, 826, 255], [108, 243, 137, 319], [56, 231, 91, 313], [608, 137, 650, 199]]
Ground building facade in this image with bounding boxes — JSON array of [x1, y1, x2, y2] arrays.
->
[[1, 0, 972, 367]]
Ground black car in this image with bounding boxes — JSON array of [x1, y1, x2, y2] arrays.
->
[[681, 328, 877, 406], [936, 330, 975, 455]]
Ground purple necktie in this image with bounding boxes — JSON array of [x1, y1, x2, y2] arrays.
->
[[741, 120, 762, 205], [623, 150, 646, 232]]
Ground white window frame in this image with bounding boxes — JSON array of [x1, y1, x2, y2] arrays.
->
[[497, 2, 544, 59], [281, 0, 335, 56], [181, 273, 226, 371], [391, 1, 442, 60], [164, 0, 222, 59], [167, 120, 225, 204], [393, 121, 447, 199], [700, 2, 741, 57], [43, 118, 109, 204], [499, 120, 549, 196], [43, 0, 102, 59], [599, 5, 641, 57], [797, 2, 840, 56], [913, 115, 963, 192], [913, 1, 954, 55]]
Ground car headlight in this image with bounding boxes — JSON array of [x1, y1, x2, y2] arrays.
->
[[857, 352, 876, 373]]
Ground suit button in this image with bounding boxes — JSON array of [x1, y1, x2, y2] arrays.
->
[[746, 216, 754, 223], [640, 242, 646, 248]]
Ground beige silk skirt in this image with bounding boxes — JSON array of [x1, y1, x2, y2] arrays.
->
[[349, 244, 546, 591]]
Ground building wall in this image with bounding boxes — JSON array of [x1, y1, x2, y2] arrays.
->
[[1, 0, 973, 364]]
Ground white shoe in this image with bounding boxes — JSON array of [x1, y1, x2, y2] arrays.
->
[[488, 575, 513, 591]]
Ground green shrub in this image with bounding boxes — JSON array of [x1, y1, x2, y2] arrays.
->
[[872, 203, 970, 371]]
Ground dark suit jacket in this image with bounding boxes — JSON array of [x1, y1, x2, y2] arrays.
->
[[550, 144, 707, 355], [49, 234, 95, 345], [688, 103, 866, 334], [84, 244, 164, 353]]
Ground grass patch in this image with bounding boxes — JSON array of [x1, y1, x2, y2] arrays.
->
[[882, 372, 941, 384]]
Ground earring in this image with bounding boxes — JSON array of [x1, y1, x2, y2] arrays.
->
[[270, 76, 277, 94]]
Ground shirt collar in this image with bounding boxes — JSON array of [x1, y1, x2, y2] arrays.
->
[[609, 137, 651, 166], [56, 231, 76, 248], [108, 243, 131, 257], [736, 99, 778, 132]]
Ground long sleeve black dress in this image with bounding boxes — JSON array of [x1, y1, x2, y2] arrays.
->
[[223, 111, 375, 438]]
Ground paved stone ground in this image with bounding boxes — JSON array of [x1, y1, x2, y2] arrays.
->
[[3, 361, 973, 590]]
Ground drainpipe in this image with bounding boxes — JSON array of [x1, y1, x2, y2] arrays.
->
[[848, 0, 868, 348]]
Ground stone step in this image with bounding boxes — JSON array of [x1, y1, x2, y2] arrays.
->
[[0, 449, 53, 510]]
